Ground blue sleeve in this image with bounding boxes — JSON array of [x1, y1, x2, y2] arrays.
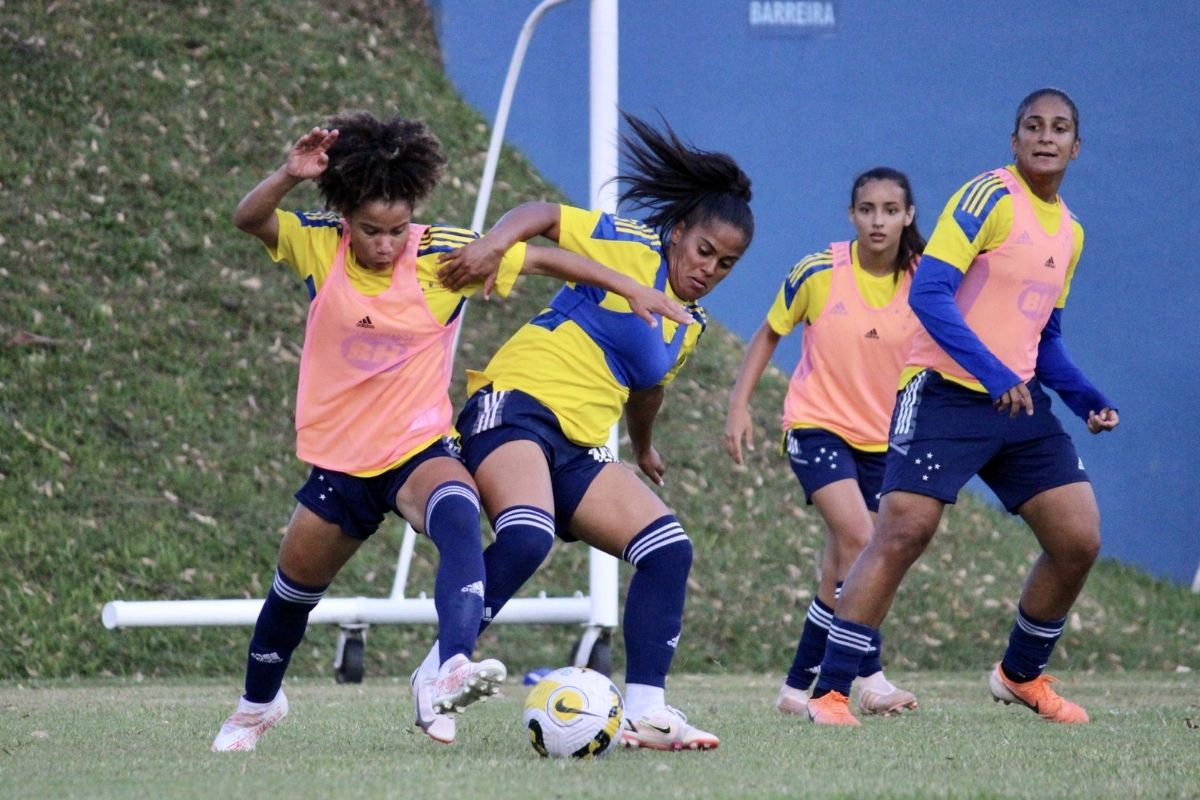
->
[[1035, 308, 1115, 421], [909, 255, 1021, 399]]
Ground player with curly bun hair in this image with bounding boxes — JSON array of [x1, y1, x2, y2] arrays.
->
[[431, 111, 754, 751], [212, 111, 690, 752]]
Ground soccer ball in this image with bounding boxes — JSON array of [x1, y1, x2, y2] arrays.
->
[[522, 666, 624, 759]]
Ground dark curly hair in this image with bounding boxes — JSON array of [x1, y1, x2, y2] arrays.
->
[[615, 110, 754, 246], [314, 111, 446, 215]]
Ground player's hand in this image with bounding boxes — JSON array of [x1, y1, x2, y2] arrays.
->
[[994, 382, 1034, 417], [636, 446, 666, 486], [286, 127, 339, 181], [436, 237, 505, 298], [723, 406, 755, 465], [624, 285, 693, 329], [1087, 407, 1119, 433]]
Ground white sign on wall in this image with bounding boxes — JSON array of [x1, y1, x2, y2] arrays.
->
[[748, 1, 837, 36]]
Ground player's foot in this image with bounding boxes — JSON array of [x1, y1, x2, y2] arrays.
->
[[620, 704, 719, 751], [411, 668, 456, 744], [989, 664, 1089, 724], [774, 682, 810, 715], [211, 689, 288, 752], [431, 654, 507, 714], [857, 672, 918, 716], [806, 690, 860, 726]]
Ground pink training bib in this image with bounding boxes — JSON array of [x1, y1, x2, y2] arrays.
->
[[294, 223, 459, 473], [782, 241, 917, 448], [908, 168, 1073, 385]]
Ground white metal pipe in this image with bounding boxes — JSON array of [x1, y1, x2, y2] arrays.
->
[[471, 0, 573, 233], [587, 0, 622, 630], [390, 522, 419, 599], [102, 595, 592, 629]]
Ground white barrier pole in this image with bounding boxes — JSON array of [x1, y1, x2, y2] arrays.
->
[[471, 0, 573, 234], [101, 595, 591, 629], [587, 0, 621, 631]]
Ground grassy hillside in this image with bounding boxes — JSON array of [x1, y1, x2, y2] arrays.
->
[[1, 0, 1196, 683]]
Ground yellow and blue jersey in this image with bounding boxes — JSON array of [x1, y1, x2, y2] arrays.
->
[[470, 205, 706, 447], [902, 166, 1087, 395], [922, 165, 1084, 310], [264, 209, 525, 322], [766, 241, 908, 334]]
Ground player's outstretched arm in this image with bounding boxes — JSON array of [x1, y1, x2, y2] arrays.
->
[[521, 246, 692, 329], [437, 202, 562, 296], [233, 127, 340, 249], [724, 322, 782, 464]]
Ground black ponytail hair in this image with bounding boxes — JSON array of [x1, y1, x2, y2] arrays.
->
[[849, 166, 925, 281], [615, 110, 754, 246], [315, 110, 446, 215]]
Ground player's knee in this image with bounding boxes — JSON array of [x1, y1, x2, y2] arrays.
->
[[424, 481, 482, 545], [623, 516, 692, 574], [490, 505, 555, 565], [873, 517, 935, 562], [835, 527, 871, 563]]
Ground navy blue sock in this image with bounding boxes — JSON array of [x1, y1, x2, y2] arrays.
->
[[858, 629, 885, 677], [622, 516, 693, 688], [424, 482, 485, 664], [812, 616, 878, 698], [1001, 605, 1066, 682], [785, 596, 833, 691], [244, 567, 326, 703], [477, 505, 555, 633]]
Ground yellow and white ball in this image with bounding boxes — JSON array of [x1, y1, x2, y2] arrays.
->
[[522, 667, 624, 759]]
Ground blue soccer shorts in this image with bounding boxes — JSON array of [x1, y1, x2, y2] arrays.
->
[[456, 386, 615, 540], [784, 428, 887, 512], [883, 370, 1089, 512], [294, 436, 463, 540]]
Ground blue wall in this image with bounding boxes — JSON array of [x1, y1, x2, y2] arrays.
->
[[431, 1, 1199, 585]]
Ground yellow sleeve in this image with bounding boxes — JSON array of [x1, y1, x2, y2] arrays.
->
[[922, 174, 1014, 273], [413, 226, 528, 324], [557, 205, 662, 284], [264, 209, 339, 290], [765, 250, 833, 335], [1056, 218, 1086, 309]]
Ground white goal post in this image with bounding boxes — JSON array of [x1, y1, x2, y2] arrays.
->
[[102, 0, 622, 676]]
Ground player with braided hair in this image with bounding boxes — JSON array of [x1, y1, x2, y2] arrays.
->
[[431, 111, 755, 751], [212, 111, 690, 751]]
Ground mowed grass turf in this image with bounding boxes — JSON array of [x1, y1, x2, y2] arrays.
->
[[2, 672, 1197, 799]]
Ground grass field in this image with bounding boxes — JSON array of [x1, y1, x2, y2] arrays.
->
[[3, 672, 1198, 799]]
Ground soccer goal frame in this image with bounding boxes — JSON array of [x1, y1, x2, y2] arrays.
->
[[102, 0, 622, 681]]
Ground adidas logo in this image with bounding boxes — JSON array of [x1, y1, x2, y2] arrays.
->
[[1016, 230, 1033, 244], [864, 328, 880, 339], [667, 634, 680, 649], [250, 651, 284, 664], [355, 315, 374, 329], [461, 580, 484, 599], [830, 302, 848, 315], [1043, 256, 1056, 269]]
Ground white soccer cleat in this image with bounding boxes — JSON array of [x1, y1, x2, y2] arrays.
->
[[620, 704, 719, 751], [211, 689, 289, 752], [857, 672, 918, 716], [431, 654, 507, 714], [411, 668, 456, 744], [775, 683, 810, 715]]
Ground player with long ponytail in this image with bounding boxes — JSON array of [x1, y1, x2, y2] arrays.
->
[[431, 110, 755, 751]]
